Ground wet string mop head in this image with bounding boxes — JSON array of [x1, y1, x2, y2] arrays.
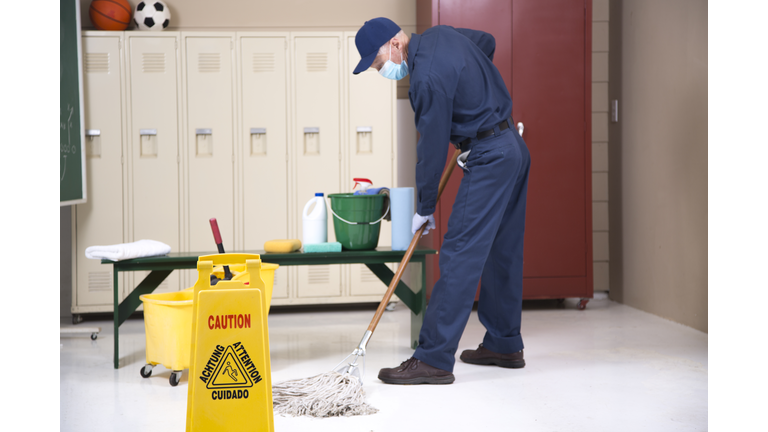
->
[[272, 371, 378, 417]]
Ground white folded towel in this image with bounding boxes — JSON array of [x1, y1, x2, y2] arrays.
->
[[85, 239, 171, 261]]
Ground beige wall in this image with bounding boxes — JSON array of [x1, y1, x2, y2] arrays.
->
[[592, 0, 611, 292], [609, 0, 707, 332]]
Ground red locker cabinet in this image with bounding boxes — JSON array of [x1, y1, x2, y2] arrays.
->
[[416, 0, 593, 308]]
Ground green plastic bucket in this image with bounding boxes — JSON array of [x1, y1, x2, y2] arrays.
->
[[328, 193, 385, 250]]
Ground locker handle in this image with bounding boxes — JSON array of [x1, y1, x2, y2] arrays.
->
[[140, 129, 157, 136], [304, 127, 320, 134], [250, 128, 267, 134], [356, 126, 372, 133], [517, 122, 524, 138], [196, 128, 213, 135], [86, 129, 101, 138]]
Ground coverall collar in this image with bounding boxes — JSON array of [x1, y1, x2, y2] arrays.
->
[[407, 33, 421, 76]]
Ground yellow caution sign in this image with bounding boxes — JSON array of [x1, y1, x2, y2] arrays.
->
[[186, 254, 274, 432]]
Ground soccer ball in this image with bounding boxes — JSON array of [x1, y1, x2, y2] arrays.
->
[[133, 1, 171, 31]]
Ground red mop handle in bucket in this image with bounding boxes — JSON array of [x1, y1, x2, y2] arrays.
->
[[209, 218, 233, 280]]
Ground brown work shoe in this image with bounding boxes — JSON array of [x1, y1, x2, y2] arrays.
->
[[378, 357, 455, 385], [460, 344, 525, 368]]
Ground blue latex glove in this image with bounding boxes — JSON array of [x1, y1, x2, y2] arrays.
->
[[412, 213, 436, 236], [353, 187, 388, 195]]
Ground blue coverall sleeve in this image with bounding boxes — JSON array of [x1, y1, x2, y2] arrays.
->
[[411, 80, 453, 216], [455, 28, 496, 61]]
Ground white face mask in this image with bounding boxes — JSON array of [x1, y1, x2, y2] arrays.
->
[[379, 44, 408, 80]]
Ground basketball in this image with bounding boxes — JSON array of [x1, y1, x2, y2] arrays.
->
[[89, 0, 132, 31]]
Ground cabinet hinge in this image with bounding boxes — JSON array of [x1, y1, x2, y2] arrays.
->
[[177, 155, 180, 164], [285, 154, 289, 162], [338, 153, 342, 161], [121, 156, 124, 164], [175, 40, 178, 50]]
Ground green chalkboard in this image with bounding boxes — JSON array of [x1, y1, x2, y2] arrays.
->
[[60, 0, 86, 205]]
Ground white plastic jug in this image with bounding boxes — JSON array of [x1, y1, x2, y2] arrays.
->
[[302, 193, 327, 245]]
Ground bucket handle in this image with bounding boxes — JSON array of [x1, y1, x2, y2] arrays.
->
[[327, 198, 390, 226]]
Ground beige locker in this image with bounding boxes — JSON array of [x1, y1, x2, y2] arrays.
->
[[182, 34, 236, 255], [345, 32, 398, 297], [126, 33, 183, 293], [72, 30, 402, 313], [292, 33, 343, 298], [74, 32, 128, 311], [237, 33, 291, 300]]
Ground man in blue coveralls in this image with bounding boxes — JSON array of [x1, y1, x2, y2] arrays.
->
[[353, 17, 531, 384]]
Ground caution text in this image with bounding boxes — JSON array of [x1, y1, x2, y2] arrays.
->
[[233, 341, 263, 384], [208, 314, 251, 330], [199, 345, 225, 384], [212, 389, 249, 400]]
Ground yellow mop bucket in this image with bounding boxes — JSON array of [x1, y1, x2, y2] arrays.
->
[[139, 257, 278, 387], [185, 253, 275, 432], [139, 289, 194, 386]]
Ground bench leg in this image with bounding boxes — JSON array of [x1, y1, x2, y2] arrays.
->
[[364, 260, 426, 350], [113, 269, 119, 369], [411, 259, 426, 349]]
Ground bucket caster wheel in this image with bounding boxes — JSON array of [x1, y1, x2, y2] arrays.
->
[[577, 298, 589, 311], [90, 333, 98, 340], [140, 364, 153, 378], [72, 314, 83, 325], [170, 371, 182, 386], [385, 302, 397, 312]]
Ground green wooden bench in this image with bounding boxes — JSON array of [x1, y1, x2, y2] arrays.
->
[[104, 247, 437, 369]]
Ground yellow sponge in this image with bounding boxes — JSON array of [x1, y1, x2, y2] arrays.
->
[[264, 239, 302, 253]]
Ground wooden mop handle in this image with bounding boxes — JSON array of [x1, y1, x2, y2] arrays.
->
[[367, 148, 462, 333]]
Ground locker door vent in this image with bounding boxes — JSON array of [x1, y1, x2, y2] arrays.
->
[[306, 53, 328, 72], [252, 53, 275, 73], [360, 267, 379, 284], [142, 53, 166, 73], [85, 53, 109, 73], [198, 53, 221, 73], [308, 266, 330, 285], [88, 271, 112, 292]]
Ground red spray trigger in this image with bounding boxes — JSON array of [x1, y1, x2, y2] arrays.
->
[[352, 178, 373, 192]]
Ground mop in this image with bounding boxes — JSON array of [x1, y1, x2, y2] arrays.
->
[[272, 148, 461, 418]]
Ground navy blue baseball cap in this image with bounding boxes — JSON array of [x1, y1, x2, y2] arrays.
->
[[353, 17, 401, 74]]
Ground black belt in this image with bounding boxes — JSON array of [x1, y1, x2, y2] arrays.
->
[[456, 118, 513, 150]]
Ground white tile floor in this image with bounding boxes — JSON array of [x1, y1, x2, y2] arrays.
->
[[59, 293, 707, 431]]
